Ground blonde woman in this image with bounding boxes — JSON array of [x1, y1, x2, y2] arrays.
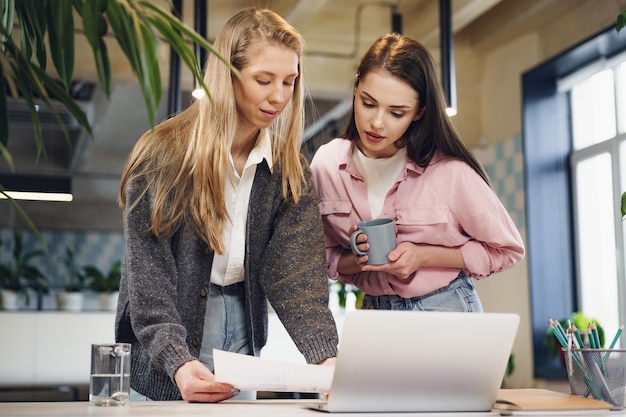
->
[[116, 8, 338, 402]]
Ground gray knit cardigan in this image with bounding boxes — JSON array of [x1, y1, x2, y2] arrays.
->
[[115, 159, 339, 400]]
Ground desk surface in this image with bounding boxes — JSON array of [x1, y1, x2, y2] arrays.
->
[[0, 400, 617, 417]]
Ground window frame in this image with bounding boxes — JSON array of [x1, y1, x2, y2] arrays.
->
[[522, 25, 626, 379]]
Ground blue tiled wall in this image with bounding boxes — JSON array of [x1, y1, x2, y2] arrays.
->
[[0, 228, 124, 309], [0, 229, 124, 288], [474, 134, 526, 231]]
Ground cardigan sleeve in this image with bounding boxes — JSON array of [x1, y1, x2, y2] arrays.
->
[[116, 177, 197, 380], [251, 160, 339, 364]]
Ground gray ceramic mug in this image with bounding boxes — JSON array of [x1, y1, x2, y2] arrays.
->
[[349, 218, 396, 265]]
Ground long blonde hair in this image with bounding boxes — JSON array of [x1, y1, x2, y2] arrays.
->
[[119, 8, 306, 253]]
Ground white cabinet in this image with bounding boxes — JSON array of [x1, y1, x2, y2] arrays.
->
[[0, 312, 115, 385], [0, 310, 346, 386]]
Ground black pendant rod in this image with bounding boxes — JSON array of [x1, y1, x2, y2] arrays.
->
[[439, 0, 456, 112], [168, 0, 182, 115], [194, 0, 208, 74]]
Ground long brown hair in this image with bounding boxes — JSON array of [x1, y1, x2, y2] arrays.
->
[[119, 8, 307, 253], [343, 33, 489, 184]]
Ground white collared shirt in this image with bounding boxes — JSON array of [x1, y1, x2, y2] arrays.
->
[[210, 129, 273, 286]]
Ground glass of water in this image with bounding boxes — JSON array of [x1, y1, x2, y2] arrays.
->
[[90, 343, 131, 406]]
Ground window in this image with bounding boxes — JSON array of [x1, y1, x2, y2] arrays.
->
[[523, 26, 626, 379], [566, 57, 626, 341]]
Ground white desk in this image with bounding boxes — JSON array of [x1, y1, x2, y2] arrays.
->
[[0, 400, 506, 416]]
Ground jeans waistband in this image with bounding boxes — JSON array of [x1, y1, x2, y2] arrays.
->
[[414, 271, 472, 300], [209, 281, 245, 295], [373, 271, 471, 302]]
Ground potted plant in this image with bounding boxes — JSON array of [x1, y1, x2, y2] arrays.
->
[[1, 1, 234, 236], [84, 260, 121, 311], [0, 232, 48, 310], [545, 311, 605, 362], [330, 281, 365, 310], [56, 246, 87, 312]]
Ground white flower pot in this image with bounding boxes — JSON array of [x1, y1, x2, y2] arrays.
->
[[56, 292, 84, 312], [98, 291, 119, 311], [1, 290, 19, 310]]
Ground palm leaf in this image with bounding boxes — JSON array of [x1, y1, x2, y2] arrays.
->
[[146, 15, 207, 100], [140, 1, 233, 71], [82, 0, 112, 96], [131, 9, 161, 123], [34, 65, 93, 137], [137, 23, 161, 122], [47, 0, 75, 90], [0, 64, 7, 147], [4, 39, 90, 160], [140, 1, 240, 98], [0, 32, 19, 100], [106, 0, 160, 125], [0, 142, 15, 171], [9, 63, 45, 161], [1, 0, 15, 43], [14, 0, 47, 67]]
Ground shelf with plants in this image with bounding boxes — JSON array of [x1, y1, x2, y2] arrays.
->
[[84, 259, 121, 311], [0, 232, 48, 310]]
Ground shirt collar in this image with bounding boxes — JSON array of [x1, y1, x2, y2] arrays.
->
[[232, 129, 273, 174], [340, 140, 424, 176], [253, 128, 273, 171]]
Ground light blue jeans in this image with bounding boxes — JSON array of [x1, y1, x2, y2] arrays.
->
[[199, 282, 255, 400], [131, 281, 255, 401], [361, 271, 483, 312]]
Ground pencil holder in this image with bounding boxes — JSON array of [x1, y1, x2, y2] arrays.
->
[[563, 348, 626, 409]]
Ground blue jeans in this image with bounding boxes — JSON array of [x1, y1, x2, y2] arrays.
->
[[199, 282, 255, 400], [132, 281, 255, 401], [361, 271, 483, 312]]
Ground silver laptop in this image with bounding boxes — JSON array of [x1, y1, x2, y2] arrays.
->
[[311, 309, 519, 413]]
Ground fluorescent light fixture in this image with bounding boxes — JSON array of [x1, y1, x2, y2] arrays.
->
[[0, 174, 73, 202]]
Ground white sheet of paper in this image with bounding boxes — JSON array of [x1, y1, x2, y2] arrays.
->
[[213, 349, 334, 392]]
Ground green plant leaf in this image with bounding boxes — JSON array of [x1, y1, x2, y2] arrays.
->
[[0, 142, 15, 171], [140, 1, 234, 72], [0, 65, 7, 147], [34, 65, 93, 137], [146, 15, 206, 98], [47, 0, 75, 90], [622, 191, 626, 220], [136, 21, 161, 125], [617, 10, 626, 33], [9, 61, 46, 161], [140, 1, 240, 98], [106, 0, 160, 125], [15, 0, 47, 68], [82, 0, 112, 97], [1, 0, 16, 43]]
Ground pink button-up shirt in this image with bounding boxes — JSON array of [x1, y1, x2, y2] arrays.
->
[[310, 138, 525, 298]]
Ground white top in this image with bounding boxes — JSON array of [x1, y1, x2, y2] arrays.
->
[[211, 130, 273, 286], [352, 146, 407, 218]]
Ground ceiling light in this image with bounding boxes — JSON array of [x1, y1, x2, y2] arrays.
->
[[446, 107, 457, 117], [0, 174, 73, 202], [191, 88, 205, 99]]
